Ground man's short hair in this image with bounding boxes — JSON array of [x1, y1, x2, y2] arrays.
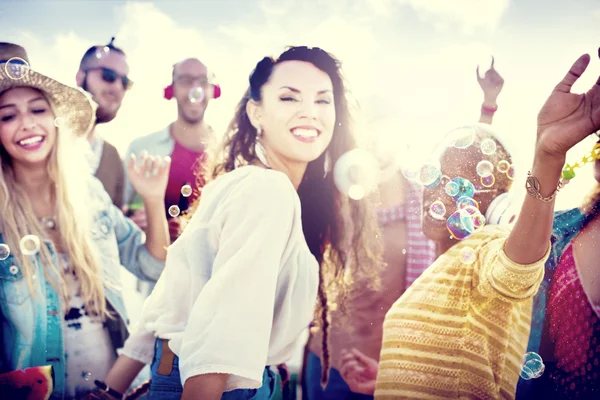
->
[[79, 37, 125, 71]]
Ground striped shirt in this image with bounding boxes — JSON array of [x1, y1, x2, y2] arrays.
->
[[376, 225, 549, 400], [401, 180, 437, 288]]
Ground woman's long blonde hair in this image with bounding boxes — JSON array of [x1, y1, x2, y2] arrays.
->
[[0, 91, 107, 317]]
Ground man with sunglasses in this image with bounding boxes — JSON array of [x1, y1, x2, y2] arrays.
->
[[75, 37, 133, 208]]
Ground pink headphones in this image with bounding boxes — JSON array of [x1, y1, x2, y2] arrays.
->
[[163, 84, 221, 101]]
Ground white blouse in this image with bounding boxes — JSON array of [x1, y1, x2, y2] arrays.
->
[[122, 166, 319, 391]]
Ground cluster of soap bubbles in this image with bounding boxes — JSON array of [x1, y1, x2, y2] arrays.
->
[[188, 87, 205, 104], [333, 149, 380, 200], [497, 159, 515, 180], [95, 46, 110, 60], [447, 197, 486, 240], [520, 352, 545, 380], [4, 57, 30, 80]]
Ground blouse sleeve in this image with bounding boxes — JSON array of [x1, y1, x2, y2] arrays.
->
[[473, 227, 549, 301], [177, 171, 297, 388]]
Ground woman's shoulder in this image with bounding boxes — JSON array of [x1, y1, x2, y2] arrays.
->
[[208, 166, 297, 205]]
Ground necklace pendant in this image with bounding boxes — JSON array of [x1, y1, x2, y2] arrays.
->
[[43, 217, 57, 231]]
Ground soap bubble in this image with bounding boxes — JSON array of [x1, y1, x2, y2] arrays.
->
[[476, 160, 494, 177], [480, 139, 497, 155], [168, 205, 181, 218], [480, 174, 495, 188], [459, 206, 481, 233], [459, 246, 476, 264], [82, 371, 92, 381], [445, 181, 459, 197], [0, 244, 10, 260], [451, 178, 476, 200], [447, 206, 485, 240], [20, 235, 41, 256], [53, 117, 65, 128], [456, 196, 479, 210], [447, 210, 472, 240], [95, 46, 110, 59], [333, 149, 380, 199], [507, 165, 515, 180], [348, 185, 366, 200], [446, 126, 476, 149], [188, 87, 205, 103], [181, 184, 193, 198], [520, 352, 545, 380], [417, 163, 441, 187], [497, 160, 510, 173], [401, 166, 419, 182], [429, 201, 446, 220], [4, 57, 30, 80]]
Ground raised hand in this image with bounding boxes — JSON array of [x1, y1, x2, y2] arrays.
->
[[339, 348, 379, 395], [127, 152, 171, 203], [536, 49, 600, 160], [477, 56, 504, 100]]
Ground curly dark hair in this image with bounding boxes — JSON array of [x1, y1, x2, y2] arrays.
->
[[189, 46, 383, 386]]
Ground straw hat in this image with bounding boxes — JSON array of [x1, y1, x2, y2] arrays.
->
[[0, 42, 96, 137]]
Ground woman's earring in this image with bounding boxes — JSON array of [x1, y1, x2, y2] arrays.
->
[[323, 151, 332, 178], [254, 126, 270, 169]]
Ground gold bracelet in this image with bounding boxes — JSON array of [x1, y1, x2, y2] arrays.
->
[[525, 171, 564, 202]]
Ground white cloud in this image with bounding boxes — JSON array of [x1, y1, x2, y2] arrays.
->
[[7, 0, 599, 214], [397, 0, 510, 33]]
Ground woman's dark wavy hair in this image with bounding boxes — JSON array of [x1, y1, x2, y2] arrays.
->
[[191, 46, 383, 386]]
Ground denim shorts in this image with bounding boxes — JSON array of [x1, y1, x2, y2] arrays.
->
[[147, 339, 276, 400]]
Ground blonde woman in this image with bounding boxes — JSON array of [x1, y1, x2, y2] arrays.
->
[[0, 52, 170, 399]]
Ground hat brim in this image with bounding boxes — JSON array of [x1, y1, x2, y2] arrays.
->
[[0, 63, 96, 137]]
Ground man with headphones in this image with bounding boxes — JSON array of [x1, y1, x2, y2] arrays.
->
[[123, 57, 220, 294]]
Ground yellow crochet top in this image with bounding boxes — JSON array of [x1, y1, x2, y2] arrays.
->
[[375, 225, 549, 400]]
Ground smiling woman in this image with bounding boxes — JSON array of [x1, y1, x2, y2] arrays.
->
[[0, 48, 169, 400], [111, 46, 382, 400]]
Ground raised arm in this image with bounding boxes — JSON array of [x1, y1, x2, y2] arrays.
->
[[477, 56, 504, 124], [505, 51, 600, 264], [126, 153, 171, 262]]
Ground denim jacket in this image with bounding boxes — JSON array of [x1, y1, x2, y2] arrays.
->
[[516, 205, 599, 398], [0, 176, 165, 399]]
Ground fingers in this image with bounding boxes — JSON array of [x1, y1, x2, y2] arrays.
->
[[340, 349, 355, 364], [491, 55, 495, 69], [128, 153, 137, 171], [130, 152, 170, 177], [555, 53, 591, 93], [350, 348, 372, 364], [476, 65, 482, 81]]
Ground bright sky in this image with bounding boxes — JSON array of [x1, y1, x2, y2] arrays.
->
[[2, 0, 600, 210]]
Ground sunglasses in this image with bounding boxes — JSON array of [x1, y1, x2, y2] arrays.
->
[[0, 58, 27, 65], [85, 67, 133, 90]]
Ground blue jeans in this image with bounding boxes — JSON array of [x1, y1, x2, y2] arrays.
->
[[305, 352, 373, 400], [148, 339, 276, 400]]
